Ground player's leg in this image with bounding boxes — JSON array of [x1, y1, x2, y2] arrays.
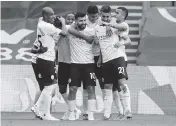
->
[[33, 58, 59, 120], [58, 62, 69, 120], [67, 64, 80, 120], [112, 84, 123, 117], [31, 62, 44, 104], [102, 61, 114, 120], [113, 57, 132, 120], [31, 62, 44, 119], [82, 85, 89, 120], [83, 64, 97, 120], [94, 56, 104, 95], [58, 63, 69, 104], [58, 62, 81, 120]]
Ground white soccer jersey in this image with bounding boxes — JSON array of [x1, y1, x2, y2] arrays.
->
[[86, 17, 101, 56], [68, 26, 95, 64], [37, 20, 62, 61], [31, 18, 43, 64], [57, 25, 71, 64], [95, 25, 125, 63]]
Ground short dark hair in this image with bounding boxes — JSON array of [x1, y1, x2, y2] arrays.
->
[[87, 5, 99, 14], [65, 12, 75, 17], [75, 12, 86, 20], [117, 7, 128, 20], [101, 6, 111, 13]]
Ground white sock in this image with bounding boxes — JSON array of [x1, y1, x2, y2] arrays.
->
[[35, 84, 57, 116], [113, 91, 123, 114], [87, 99, 96, 112], [68, 100, 76, 112], [35, 88, 51, 116], [62, 92, 80, 112], [120, 84, 131, 114], [101, 89, 105, 99], [62, 93, 68, 104], [103, 89, 113, 117], [83, 89, 88, 114], [34, 90, 41, 105]]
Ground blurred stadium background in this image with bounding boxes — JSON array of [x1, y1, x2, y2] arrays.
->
[[1, 1, 176, 119]]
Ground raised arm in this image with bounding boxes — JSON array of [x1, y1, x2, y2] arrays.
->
[[114, 35, 131, 48], [101, 21, 127, 31], [58, 17, 67, 36]]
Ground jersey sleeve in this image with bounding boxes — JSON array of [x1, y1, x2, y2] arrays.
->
[[45, 23, 62, 36]]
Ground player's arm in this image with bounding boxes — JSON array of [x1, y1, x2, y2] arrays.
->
[[58, 17, 67, 36], [121, 35, 131, 46], [97, 51, 102, 67], [31, 45, 40, 54], [31, 43, 48, 54], [114, 35, 131, 48], [68, 23, 94, 44], [101, 21, 127, 31]]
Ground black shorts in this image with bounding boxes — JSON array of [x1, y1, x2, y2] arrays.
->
[[31, 62, 44, 91], [94, 56, 103, 79], [36, 58, 57, 86], [69, 63, 96, 89], [58, 62, 70, 86], [102, 57, 128, 84]]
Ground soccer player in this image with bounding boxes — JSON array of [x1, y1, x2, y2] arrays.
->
[[100, 7, 132, 120], [31, 7, 67, 120], [30, 17, 49, 120], [95, 5, 131, 120], [67, 12, 97, 120], [56, 13, 81, 120], [68, 5, 103, 120], [65, 13, 75, 25]]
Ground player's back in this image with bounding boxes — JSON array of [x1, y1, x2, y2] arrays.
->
[[37, 20, 61, 61]]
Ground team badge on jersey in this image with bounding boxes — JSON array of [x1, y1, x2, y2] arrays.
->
[[38, 73, 42, 78], [51, 75, 54, 80]]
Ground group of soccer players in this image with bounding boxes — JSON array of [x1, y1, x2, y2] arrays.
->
[[30, 5, 132, 121]]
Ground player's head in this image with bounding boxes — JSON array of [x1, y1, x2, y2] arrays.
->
[[87, 5, 99, 23], [115, 7, 128, 23], [65, 13, 75, 25], [42, 7, 55, 24], [75, 12, 87, 30], [100, 6, 112, 23]]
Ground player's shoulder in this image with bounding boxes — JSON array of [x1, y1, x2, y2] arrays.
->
[[38, 20, 55, 31], [38, 17, 43, 23]]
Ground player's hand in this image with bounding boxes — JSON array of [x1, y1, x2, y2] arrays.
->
[[38, 46, 48, 53], [31, 46, 39, 54], [94, 36, 99, 45], [114, 30, 120, 35], [99, 21, 108, 26], [85, 36, 94, 44], [99, 22, 106, 26], [114, 42, 122, 48], [97, 57, 102, 67], [59, 17, 65, 24], [106, 26, 113, 37], [54, 16, 62, 28]]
